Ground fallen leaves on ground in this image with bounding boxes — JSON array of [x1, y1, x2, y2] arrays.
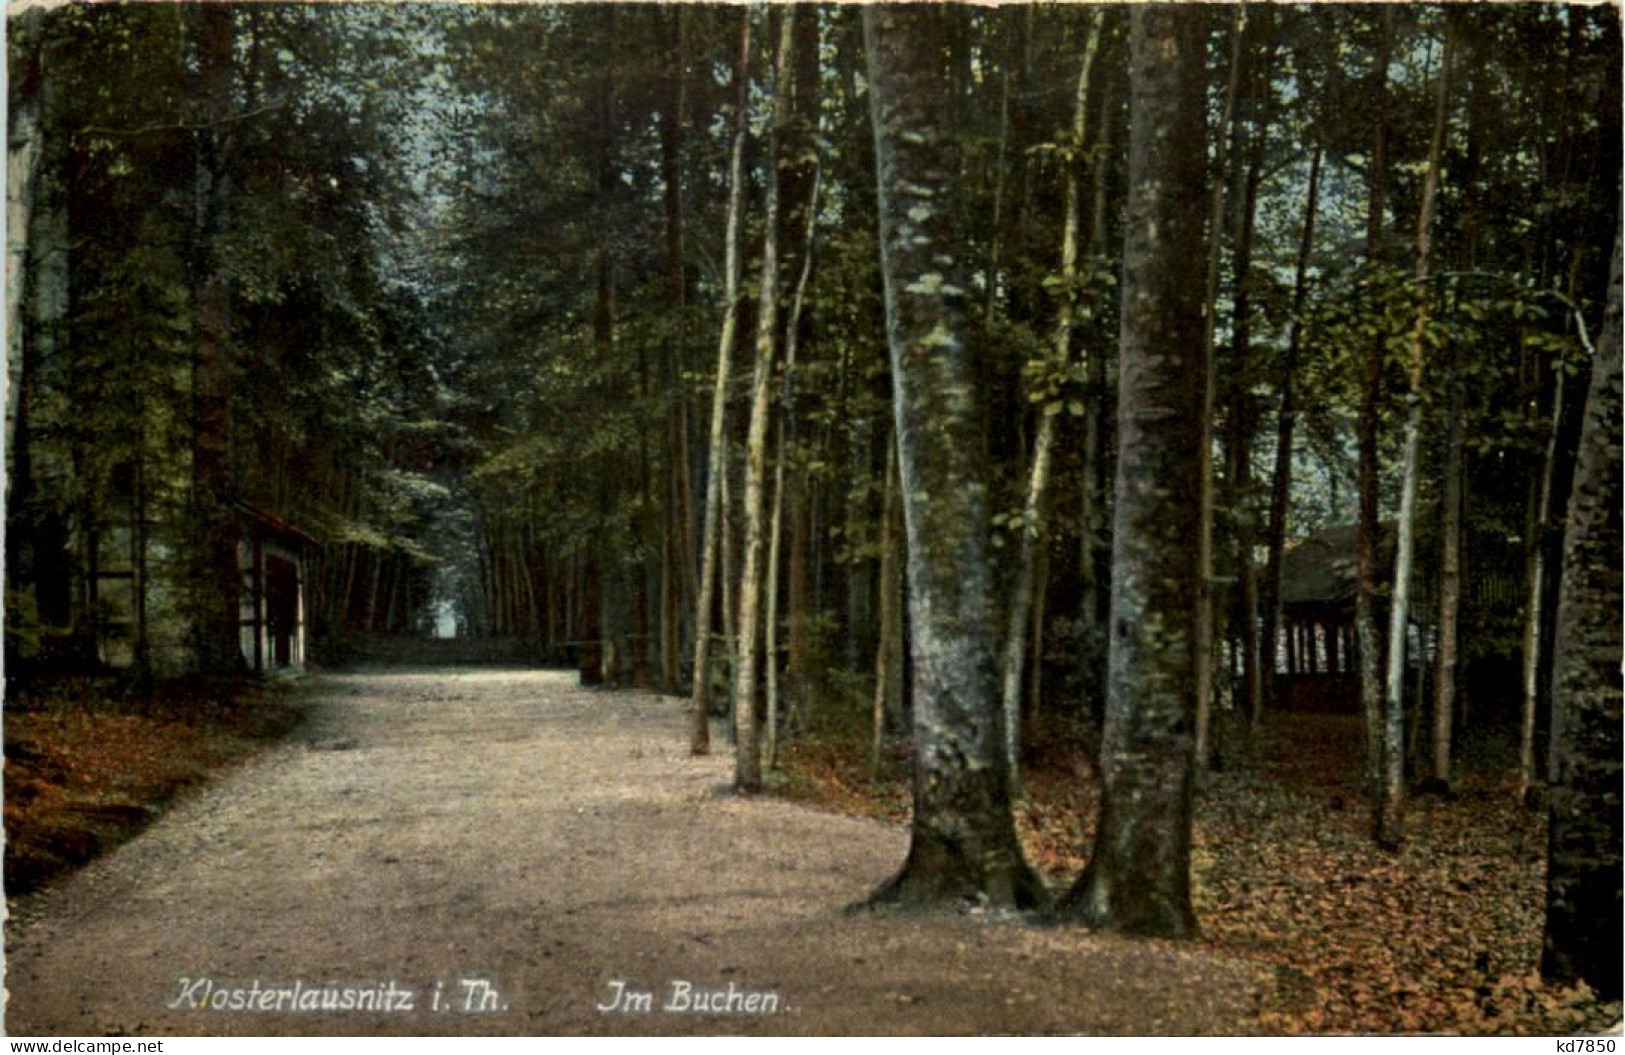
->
[[778, 710, 1622, 1036], [4, 677, 301, 894]]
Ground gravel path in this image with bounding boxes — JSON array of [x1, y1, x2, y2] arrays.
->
[[5, 667, 1272, 1036]]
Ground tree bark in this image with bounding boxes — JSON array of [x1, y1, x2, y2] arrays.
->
[[862, 4, 1043, 911], [1356, 8, 1394, 800], [1520, 351, 1570, 805], [1430, 345, 1464, 791], [1226, 41, 1272, 746], [871, 438, 900, 779], [1194, 8, 1247, 778], [1377, 28, 1452, 852], [734, 8, 796, 794], [689, 9, 751, 755], [6, 8, 45, 468], [1079, 61, 1117, 711], [1541, 233, 1622, 1001], [1060, 5, 1208, 938]]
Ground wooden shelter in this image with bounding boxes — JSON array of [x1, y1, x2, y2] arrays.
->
[[1273, 522, 1435, 712], [237, 504, 318, 673]]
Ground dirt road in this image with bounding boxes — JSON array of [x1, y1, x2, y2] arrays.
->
[[5, 668, 1272, 1036]]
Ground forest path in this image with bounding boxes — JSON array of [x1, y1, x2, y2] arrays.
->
[[5, 667, 1272, 1036]]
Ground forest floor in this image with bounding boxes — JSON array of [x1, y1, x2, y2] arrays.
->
[[4, 668, 1617, 1037], [776, 707, 1623, 1036]]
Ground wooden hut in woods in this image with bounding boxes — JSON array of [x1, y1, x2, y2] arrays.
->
[[59, 499, 316, 676], [1273, 521, 1436, 712], [237, 504, 318, 673]]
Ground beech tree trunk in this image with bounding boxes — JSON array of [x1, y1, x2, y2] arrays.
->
[[862, 4, 1043, 910], [1194, 8, 1246, 777], [689, 10, 751, 755], [1430, 350, 1464, 791], [734, 8, 796, 794], [1356, 8, 1394, 799], [1226, 35, 1273, 743], [6, 9, 45, 466], [1060, 5, 1208, 938], [1541, 233, 1622, 1001], [1520, 354, 1569, 805], [1377, 29, 1452, 852]]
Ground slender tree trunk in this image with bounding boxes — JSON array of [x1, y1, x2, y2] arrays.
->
[[767, 158, 823, 768], [1262, 143, 1322, 717], [1060, 5, 1208, 938], [689, 10, 751, 755], [1226, 51, 1272, 746], [1541, 232, 1622, 1001], [765, 450, 785, 765], [1377, 29, 1451, 852], [674, 403, 697, 646], [132, 434, 150, 687], [1194, 8, 1247, 777], [6, 9, 45, 467], [1079, 67, 1117, 707], [662, 13, 697, 683], [1000, 10, 1103, 800], [734, 8, 796, 794], [1432, 50, 1485, 759], [1356, 8, 1394, 800], [1430, 347, 1464, 791], [579, 556, 603, 685], [862, 4, 1043, 910], [720, 435, 738, 742], [661, 488, 678, 691], [1520, 345, 1568, 805]]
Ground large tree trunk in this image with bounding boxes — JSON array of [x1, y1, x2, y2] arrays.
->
[[1060, 5, 1208, 939], [1001, 11, 1103, 799], [689, 10, 751, 755], [734, 8, 796, 794], [1541, 233, 1622, 1001], [1377, 28, 1452, 852], [861, 4, 1043, 911]]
